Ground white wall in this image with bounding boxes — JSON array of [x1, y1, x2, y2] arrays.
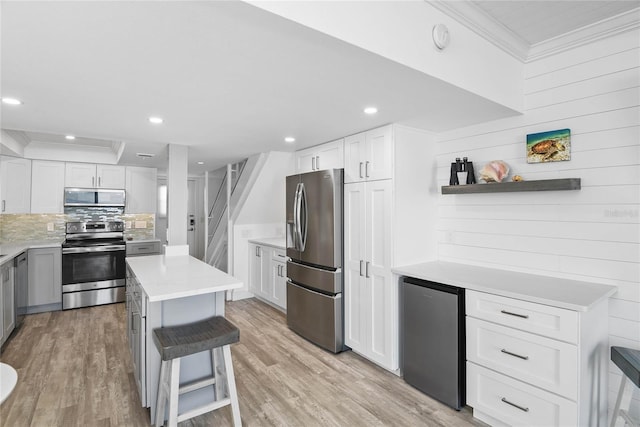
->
[[435, 28, 640, 414]]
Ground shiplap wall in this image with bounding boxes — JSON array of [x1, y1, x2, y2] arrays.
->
[[435, 28, 640, 416]]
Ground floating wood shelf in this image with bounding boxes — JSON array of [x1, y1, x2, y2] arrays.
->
[[441, 178, 581, 194]]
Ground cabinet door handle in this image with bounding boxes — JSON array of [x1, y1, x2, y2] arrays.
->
[[92, 177, 95, 187], [501, 348, 529, 360], [359, 260, 364, 277], [500, 309, 529, 319], [316, 156, 320, 170], [312, 157, 316, 170], [365, 161, 370, 177], [501, 397, 529, 412], [365, 261, 370, 278], [98, 176, 102, 187], [359, 162, 363, 178], [1, 200, 5, 212]]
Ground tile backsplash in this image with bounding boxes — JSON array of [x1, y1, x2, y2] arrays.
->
[[0, 209, 156, 243]]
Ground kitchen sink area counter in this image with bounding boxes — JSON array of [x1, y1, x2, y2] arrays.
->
[[248, 237, 285, 250], [394, 261, 617, 427], [125, 253, 242, 424], [0, 240, 62, 266]]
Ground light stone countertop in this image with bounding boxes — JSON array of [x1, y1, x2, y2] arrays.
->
[[392, 261, 617, 312], [248, 237, 286, 250], [126, 254, 243, 302], [0, 240, 63, 266]]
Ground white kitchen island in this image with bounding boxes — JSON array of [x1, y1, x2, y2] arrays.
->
[[125, 254, 242, 424]]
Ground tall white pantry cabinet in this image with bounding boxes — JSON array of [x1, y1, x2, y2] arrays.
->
[[344, 124, 438, 371]]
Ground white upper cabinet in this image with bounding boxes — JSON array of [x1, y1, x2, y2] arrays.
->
[[125, 166, 157, 214], [295, 138, 344, 173], [31, 160, 65, 213], [344, 125, 393, 183], [65, 162, 125, 188], [0, 156, 31, 214]]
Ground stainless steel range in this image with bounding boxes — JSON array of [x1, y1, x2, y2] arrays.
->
[[62, 221, 126, 310]]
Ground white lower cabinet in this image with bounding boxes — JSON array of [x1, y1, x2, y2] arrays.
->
[[467, 363, 577, 427], [27, 247, 62, 312], [1, 262, 15, 347], [466, 289, 609, 427], [248, 242, 286, 311]]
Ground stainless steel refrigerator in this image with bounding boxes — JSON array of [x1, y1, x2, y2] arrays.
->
[[286, 169, 345, 353]]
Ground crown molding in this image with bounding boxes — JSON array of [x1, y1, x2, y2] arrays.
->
[[428, 1, 640, 63], [428, 0, 530, 61], [528, 8, 640, 61]]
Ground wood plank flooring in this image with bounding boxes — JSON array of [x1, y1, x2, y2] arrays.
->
[[1, 298, 483, 426]]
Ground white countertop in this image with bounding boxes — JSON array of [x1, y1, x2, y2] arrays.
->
[[248, 237, 286, 250], [126, 254, 243, 302], [392, 261, 617, 312], [0, 240, 62, 266]]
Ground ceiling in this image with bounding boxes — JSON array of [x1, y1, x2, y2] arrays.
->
[[1, 1, 638, 174]]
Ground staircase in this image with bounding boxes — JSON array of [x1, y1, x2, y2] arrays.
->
[[205, 153, 267, 271]]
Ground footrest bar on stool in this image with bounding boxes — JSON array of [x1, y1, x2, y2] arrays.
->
[[179, 376, 217, 395], [176, 398, 232, 423]]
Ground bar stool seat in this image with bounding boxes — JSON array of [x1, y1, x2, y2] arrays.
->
[[153, 316, 241, 427], [610, 346, 640, 427]]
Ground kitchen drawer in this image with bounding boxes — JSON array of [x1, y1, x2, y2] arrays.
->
[[271, 248, 287, 262], [126, 241, 161, 256], [467, 317, 577, 399], [467, 362, 577, 427], [466, 290, 578, 343]]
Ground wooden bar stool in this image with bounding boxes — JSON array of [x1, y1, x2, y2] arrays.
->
[[152, 316, 241, 427], [610, 346, 640, 427]]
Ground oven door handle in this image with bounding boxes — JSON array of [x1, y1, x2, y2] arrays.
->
[[62, 245, 126, 254]]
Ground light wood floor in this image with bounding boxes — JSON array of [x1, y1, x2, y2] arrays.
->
[[1, 298, 484, 426]]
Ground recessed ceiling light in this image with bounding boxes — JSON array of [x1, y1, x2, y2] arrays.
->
[[364, 107, 378, 115], [65, 135, 76, 140], [197, 161, 204, 165], [284, 137, 296, 143], [2, 97, 22, 105], [148, 116, 163, 124]]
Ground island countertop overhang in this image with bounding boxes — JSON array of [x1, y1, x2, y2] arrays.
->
[[126, 254, 243, 302]]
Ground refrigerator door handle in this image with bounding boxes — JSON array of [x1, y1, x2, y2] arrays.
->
[[359, 260, 364, 276], [293, 182, 301, 250], [299, 183, 308, 251]]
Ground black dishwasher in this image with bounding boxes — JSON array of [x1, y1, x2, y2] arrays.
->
[[401, 277, 465, 410]]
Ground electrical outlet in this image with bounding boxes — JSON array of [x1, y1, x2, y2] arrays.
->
[[125, 221, 132, 229], [47, 222, 54, 232], [135, 221, 147, 229]]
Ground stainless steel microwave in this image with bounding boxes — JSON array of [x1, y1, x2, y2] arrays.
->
[[64, 188, 126, 207]]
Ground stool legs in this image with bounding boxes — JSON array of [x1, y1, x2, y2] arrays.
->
[[154, 360, 168, 427], [167, 358, 181, 427], [223, 344, 242, 427], [154, 346, 241, 427]]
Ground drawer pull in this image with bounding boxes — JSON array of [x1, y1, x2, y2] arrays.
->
[[501, 348, 529, 360], [501, 397, 529, 412], [500, 309, 529, 319]]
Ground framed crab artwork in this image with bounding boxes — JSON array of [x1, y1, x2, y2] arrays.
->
[[526, 128, 571, 163]]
